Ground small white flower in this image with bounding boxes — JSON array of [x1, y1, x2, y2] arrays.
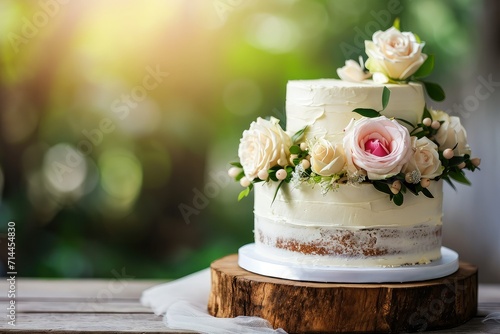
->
[[290, 164, 307, 188], [337, 57, 372, 82], [372, 72, 389, 84], [347, 170, 366, 185]]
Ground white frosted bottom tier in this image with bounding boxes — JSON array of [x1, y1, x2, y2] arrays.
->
[[238, 244, 459, 283], [255, 219, 442, 267]]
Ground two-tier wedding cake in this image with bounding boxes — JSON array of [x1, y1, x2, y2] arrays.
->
[[228, 24, 480, 273]]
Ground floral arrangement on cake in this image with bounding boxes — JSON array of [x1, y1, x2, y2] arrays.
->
[[228, 21, 480, 206]]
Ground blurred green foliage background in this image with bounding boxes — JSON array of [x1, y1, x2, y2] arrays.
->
[[0, 0, 486, 279]]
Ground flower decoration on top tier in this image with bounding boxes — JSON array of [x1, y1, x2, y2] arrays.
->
[[337, 19, 445, 102], [365, 26, 426, 83], [228, 21, 480, 206]]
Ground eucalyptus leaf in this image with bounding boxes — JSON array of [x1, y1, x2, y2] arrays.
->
[[381, 86, 391, 110], [353, 108, 381, 118], [422, 81, 446, 101], [412, 55, 434, 79]]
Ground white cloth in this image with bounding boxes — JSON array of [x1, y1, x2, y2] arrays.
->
[[483, 312, 500, 324], [141, 269, 287, 334]]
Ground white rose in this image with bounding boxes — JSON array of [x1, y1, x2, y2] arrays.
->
[[365, 27, 427, 81], [310, 138, 346, 176], [238, 117, 292, 180], [428, 109, 471, 156], [404, 137, 442, 179], [337, 59, 371, 83], [343, 116, 412, 180]]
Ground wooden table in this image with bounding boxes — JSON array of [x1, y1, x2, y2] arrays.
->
[[0, 278, 498, 333]]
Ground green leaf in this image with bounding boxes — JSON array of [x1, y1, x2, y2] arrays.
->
[[422, 106, 432, 121], [292, 126, 307, 143], [381, 86, 391, 110], [413, 33, 421, 43], [238, 186, 251, 201], [393, 17, 400, 30], [235, 171, 245, 181], [373, 181, 392, 195], [289, 145, 301, 154], [448, 156, 467, 166], [412, 55, 434, 79], [230, 161, 242, 168], [395, 117, 414, 128], [448, 170, 471, 185], [421, 188, 434, 198], [353, 108, 381, 118], [407, 183, 420, 196], [409, 129, 428, 139], [442, 176, 457, 191], [393, 192, 404, 206], [271, 180, 285, 204], [422, 81, 446, 101]]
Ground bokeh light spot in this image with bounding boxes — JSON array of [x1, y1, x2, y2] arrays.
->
[[246, 14, 300, 54], [99, 149, 142, 207], [116, 98, 161, 136], [43, 144, 87, 195]]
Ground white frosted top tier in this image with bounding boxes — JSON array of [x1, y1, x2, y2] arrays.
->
[[285, 79, 425, 141]]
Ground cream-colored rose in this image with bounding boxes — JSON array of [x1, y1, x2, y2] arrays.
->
[[365, 27, 427, 81], [238, 117, 292, 180], [343, 116, 412, 180], [337, 59, 371, 83], [310, 138, 346, 176], [428, 109, 471, 156], [404, 137, 442, 179]]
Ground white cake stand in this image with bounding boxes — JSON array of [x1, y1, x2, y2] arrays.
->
[[238, 243, 459, 283]]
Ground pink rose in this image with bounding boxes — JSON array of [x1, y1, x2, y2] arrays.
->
[[343, 116, 412, 180]]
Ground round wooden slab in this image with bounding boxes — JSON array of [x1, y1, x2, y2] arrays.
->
[[208, 254, 477, 333]]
